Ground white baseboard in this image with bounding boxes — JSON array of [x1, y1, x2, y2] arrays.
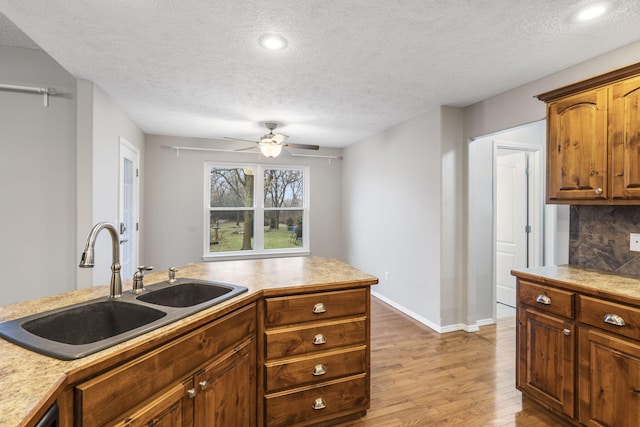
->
[[371, 290, 492, 333]]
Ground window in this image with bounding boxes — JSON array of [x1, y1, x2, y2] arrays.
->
[[205, 163, 309, 259]]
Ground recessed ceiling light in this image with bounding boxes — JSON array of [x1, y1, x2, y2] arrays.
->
[[575, 2, 610, 21], [259, 34, 288, 50]]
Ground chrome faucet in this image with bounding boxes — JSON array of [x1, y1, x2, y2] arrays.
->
[[79, 222, 123, 298], [133, 266, 153, 294], [168, 267, 178, 283]]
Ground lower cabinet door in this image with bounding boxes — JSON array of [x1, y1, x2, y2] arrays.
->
[[518, 307, 575, 417], [193, 337, 256, 427], [579, 328, 640, 427], [264, 374, 367, 427], [107, 379, 193, 427]]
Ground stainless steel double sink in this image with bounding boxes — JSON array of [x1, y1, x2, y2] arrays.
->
[[0, 279, 248, 360]]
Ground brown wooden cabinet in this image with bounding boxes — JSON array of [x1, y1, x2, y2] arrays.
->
[[611, 75, 640, 199], [517, 280, 576, 418], [194, 338, 256, 426], [578, 295, 640, 427], [537, 62, 640, 204], [260, 288, 370, 427], [515, 272, 640, 426], [545, 88, 608, 202], [76, 303, 257, 426]]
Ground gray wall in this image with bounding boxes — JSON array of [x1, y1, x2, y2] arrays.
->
[[343, 110, 442, 325], [0, 46, 77, 304], [143, 135, 344, 270]]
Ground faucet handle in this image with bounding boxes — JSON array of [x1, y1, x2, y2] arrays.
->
[[132, 266, 154, 294], [168, 267, 178, 283]]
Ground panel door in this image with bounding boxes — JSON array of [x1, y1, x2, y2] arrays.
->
[[518, 307, 575, 417], [107, 380, 192, 427], [579, 328, 640, 427], [611, 75, 640, 200], [193, 337, 256, 427], [547, 88, 608, 201], [496, 150, 528, 307]]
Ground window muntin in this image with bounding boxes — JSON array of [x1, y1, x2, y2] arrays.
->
[[205, 163, 308, 258]]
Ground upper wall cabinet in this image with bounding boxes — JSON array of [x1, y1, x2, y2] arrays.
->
[[537, 62, 640, 205]]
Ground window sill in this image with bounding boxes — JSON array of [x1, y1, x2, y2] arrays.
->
[[202, 250, 311, 262]]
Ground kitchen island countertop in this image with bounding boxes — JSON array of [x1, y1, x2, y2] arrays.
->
[[0, 256, 377, 426]]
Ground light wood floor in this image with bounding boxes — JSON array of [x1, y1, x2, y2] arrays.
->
[[336, 297, 564, 427]]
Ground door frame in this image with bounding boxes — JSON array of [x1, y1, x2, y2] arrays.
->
[[492, 140, 543, 318], [118, 137, 140, 280]]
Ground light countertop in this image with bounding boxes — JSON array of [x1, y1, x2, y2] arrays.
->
[[0, 256, 377, 427], [512, 264, 640, 304]]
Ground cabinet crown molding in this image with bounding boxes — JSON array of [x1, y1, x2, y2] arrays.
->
[[536, 61, 640, 102]]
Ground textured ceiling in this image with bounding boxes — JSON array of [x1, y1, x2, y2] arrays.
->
[[1, 1, 640, 147]]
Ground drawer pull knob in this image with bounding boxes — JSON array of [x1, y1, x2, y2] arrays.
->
[[199, 380, 209, 390], [313, 334, 327, 345], [313, 364, 327, 376], [312, 303, 327, 314], [604, 313, 626, 327], [312, 397, 327, 410], [563, 328, 571, 336], [187, 388, 197, 398], [595, 187, 603, 195], [535, 294, 551, 305]]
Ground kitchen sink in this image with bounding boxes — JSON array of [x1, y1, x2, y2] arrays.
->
[[0, 278, 247, 360], [22, 301, 166, 345], [137, 281, 235, 307]]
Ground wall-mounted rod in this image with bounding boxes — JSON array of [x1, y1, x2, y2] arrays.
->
[[162, 145, 341, 160], [0, 83, 56, 107]]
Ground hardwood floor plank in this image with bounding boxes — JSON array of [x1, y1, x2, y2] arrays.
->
[[334, 297, 565, 426]]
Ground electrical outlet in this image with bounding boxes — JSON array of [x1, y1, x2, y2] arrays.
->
[[631, 233, 640, 252]]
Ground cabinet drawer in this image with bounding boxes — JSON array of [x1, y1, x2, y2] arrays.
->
[[580, 296, 640, 340], [265, 374, 367, 427], [265, 288, 367, 327], [265, 317, 366, 359], [265, 345, 367, 392], [519, 280, 574, 318], [76, 303, 256, 426]]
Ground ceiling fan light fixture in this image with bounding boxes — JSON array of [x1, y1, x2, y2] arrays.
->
[[259, 34, 288, 50], [259, 143, 282, 158]]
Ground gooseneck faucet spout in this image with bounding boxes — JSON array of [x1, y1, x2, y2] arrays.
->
[[79, 222, 122, 298]]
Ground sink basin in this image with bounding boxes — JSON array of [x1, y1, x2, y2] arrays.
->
[[0, 278, 248, 360], [22, 301, 166, 345], [136, 282, 234, 307]]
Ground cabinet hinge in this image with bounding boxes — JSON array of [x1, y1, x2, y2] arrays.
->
[[525, 225, 532, 233], [136, 168, 139, 177], [136, 222, 139, 231]]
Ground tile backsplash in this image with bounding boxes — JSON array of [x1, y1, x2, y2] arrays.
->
[[569, 206, 640, 276]]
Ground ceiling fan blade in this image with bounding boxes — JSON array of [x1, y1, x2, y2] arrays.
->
[[224, 136, 258, 144], [235, 146, 258, 152], [286, 142, 320, 150], [271, 133, 288, 144]]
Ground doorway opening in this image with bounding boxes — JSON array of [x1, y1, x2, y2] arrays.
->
[[467, 120, 551, 324]]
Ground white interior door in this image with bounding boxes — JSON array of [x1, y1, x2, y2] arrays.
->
[[496, 150, 528, 307], [119, 138, 139, 280]]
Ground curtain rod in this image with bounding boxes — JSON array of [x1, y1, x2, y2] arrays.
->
[[0, 83, 56, 107], [162, 145, 342, 161]]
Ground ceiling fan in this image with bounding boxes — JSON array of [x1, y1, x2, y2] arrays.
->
[[224, 122, 320, 158]]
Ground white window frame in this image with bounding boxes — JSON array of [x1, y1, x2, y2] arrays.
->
[[203, 162, 310, 261]]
